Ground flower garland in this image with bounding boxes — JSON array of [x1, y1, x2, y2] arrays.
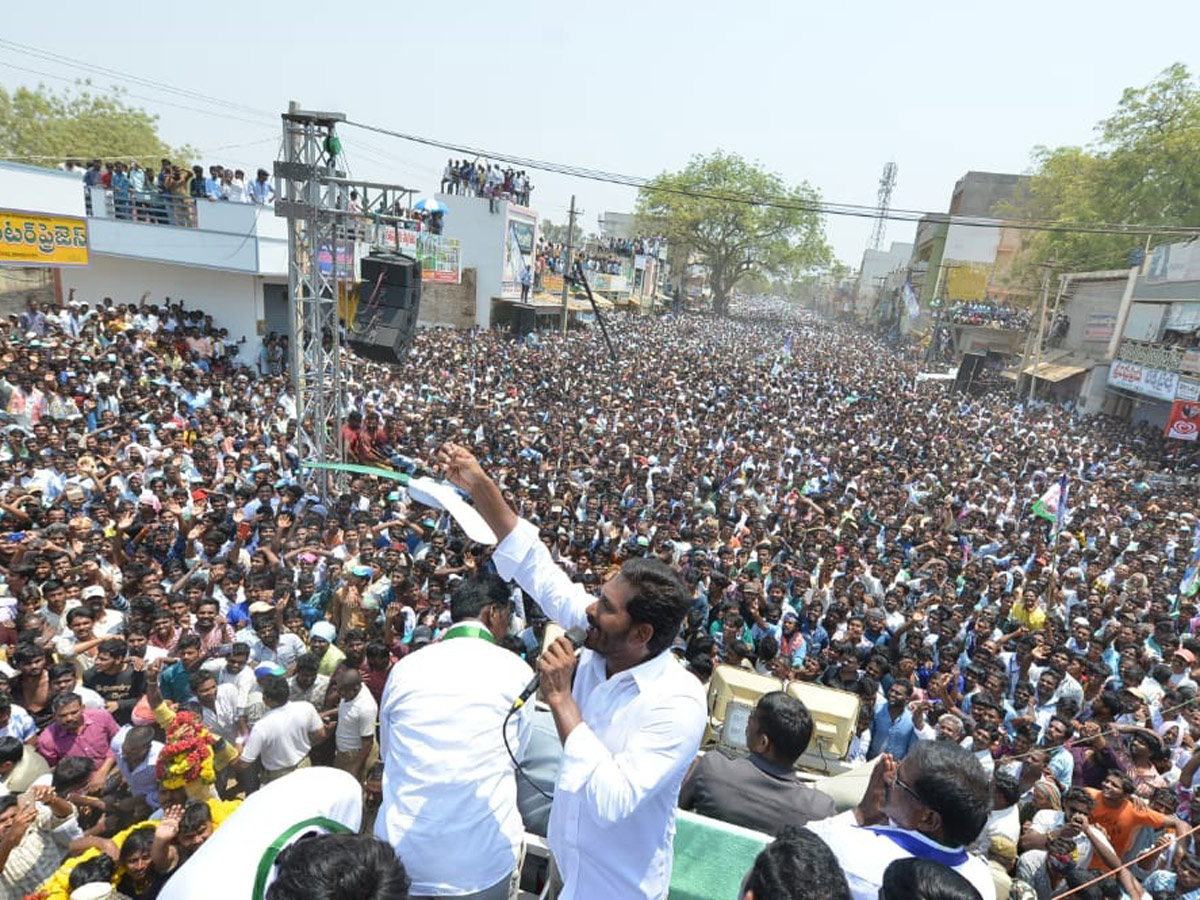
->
[[156, 711, 218, 790]]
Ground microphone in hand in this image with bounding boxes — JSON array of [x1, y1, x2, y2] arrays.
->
[[513, 626, 586, 710]]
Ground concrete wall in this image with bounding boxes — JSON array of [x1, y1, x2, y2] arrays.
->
[[949, 172, 1026, 217], [943, 224, 1002, 265], [1062, 275, 1129, 357], [855, 242, 913, 312], [418, 268, 477, 329], [59, 256, 265, 365], [438, 194, 507, 328], [1076, 365, 1110, 415], [437, 193, 537, 328], [0, 162, 86, 217], [0, 268, 54, 314]]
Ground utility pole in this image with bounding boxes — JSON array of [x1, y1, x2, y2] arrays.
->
[[561, 195, 576, 335], [1026, 264, 1055, 404], [924, 260, 954, 364]]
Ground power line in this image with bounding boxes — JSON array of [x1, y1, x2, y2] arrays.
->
[[0, 61, 275, 129], [5, 38, 1197, 241], [0, 137, 278, 164], [341, 118, 1200, 239], [0, 39, 275, 121]]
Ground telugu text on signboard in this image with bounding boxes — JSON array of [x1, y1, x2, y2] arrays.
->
[[0, 209, 89, 267]]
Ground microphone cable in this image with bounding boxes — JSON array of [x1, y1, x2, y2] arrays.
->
[[502, 627, 586, 802], [503, 702, 553, 801]]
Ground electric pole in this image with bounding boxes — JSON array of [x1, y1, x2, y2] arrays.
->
[[561, 195, 576, 335], [1025, 263, 1055, 404]]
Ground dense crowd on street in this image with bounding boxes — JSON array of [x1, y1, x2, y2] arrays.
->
[[598, 235, 666, 259], [951, 302, 1033, 330], [1, 286, 1200, 900]]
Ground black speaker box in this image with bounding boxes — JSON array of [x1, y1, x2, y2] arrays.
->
[[954, 351, 986, 393], [511, 305, 537, 338], [349, 253, 421, 364]]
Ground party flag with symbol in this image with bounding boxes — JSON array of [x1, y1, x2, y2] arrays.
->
[[1032, 474, 1067, 527]]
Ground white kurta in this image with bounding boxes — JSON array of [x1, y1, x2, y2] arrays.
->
[[493, 519, 707, 900], [806, 811, 996, 900], [374, 628, 534, 895]]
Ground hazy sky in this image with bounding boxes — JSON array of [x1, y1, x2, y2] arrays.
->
[[3, 1, 1198, 266]]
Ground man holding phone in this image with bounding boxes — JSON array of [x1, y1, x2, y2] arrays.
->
[[0, 786, 77, 896]]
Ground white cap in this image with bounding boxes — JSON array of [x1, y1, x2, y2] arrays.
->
[[70, 884, 120, 900]]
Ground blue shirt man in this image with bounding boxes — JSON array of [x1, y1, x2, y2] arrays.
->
[[867, 681, 921, 760], [800, 605, 830, 656]]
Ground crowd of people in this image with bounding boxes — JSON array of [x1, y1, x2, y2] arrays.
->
[[597, 235, 665, 260], [533, 240, 628, 283], [439, 159, 533, 207], [68, 158, 276, 225], [950, 302, 1034, 330], [1, 287, 1200, 900]]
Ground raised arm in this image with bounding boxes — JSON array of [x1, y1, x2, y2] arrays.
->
[[437, 442, 518, 542], [438, 442, 592, 630]]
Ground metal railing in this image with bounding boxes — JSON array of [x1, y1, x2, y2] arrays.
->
[[86, 186, 273, 229], [1117, 338, 1186, 373]]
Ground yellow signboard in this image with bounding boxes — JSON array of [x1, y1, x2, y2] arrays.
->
[[0, 209, 90, 267], [945, 262, 990, 302]]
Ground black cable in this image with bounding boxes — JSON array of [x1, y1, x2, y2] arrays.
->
[[342, 119, 1200, 239], [503, 702, 552, 802]]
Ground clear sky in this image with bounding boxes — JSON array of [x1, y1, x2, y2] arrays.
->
[[2, 1, 1198, 267]]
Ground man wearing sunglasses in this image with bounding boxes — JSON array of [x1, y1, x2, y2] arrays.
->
[[806, 740, 995, 900]]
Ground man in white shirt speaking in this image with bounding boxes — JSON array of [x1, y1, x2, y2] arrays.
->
[[438, 443, 706, 900], [375, 572, 533, 900]]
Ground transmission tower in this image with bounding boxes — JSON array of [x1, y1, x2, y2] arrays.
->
[[868, 161, 898, 251], [274, 103, 417, 500]]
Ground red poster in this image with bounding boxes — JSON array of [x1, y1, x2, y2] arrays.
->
[[1165, 400, 1200, 441]]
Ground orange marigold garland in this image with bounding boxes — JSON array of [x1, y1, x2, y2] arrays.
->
[[157, 711, 218, 790]]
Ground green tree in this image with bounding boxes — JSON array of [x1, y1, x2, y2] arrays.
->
[[636, 151, 829, 316], [539, 219, 571, 245], [0, 80, 192, 168], [1003, 64, 1200, 278]]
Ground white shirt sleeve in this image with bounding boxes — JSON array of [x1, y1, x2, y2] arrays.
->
[[555, 692, 704, 825], [491, 518, 592, 632]]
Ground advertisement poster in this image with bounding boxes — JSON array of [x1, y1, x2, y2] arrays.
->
[[374, 228, 462, 284], [503, 213, 536, 297], [1165, 401, 1200, 441], [1084, 312, 1117, 342]]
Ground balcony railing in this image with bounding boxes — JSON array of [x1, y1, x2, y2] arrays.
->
[[1116, 339, 1186, 372], [88, 186, 207, 227]]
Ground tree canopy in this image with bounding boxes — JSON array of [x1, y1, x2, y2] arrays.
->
[[540, 219, 584, 246], [636, 151, 829, 315], [0, 81, 191, 168], [1002, 64, 1200, 277]]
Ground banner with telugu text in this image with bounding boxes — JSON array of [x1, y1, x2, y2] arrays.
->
[[0, 209, 89, 267]]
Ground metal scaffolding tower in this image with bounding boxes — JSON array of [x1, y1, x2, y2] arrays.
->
[[275, 105, 350, 499], [274, 104, 419, 499], [868, 161, 898, 251]]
